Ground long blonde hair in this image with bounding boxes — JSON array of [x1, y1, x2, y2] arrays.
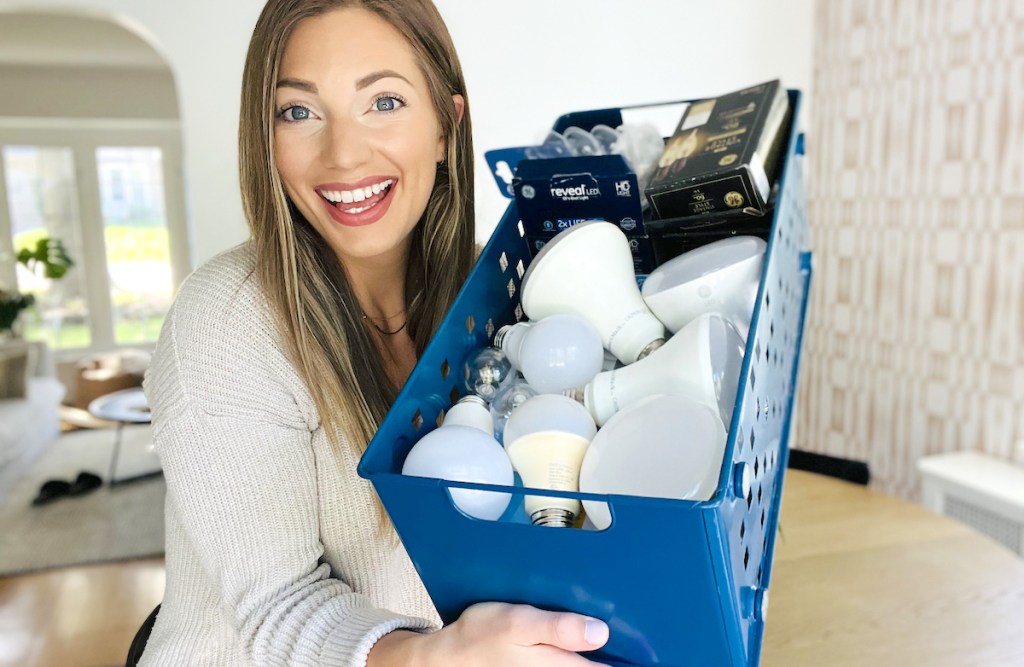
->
[[239, 0, 475, 459]]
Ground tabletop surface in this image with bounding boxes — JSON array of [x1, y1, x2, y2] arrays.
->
[[762, 469, 1024, 667], [86, 386, 151, 423]]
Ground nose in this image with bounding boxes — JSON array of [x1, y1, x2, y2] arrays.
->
[[323, 116, 372, 172]]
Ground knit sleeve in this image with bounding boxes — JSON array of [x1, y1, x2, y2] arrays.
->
[[144, 251, 432, 666]]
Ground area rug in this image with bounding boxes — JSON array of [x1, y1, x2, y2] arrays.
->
[[0, 426, 165, 576]]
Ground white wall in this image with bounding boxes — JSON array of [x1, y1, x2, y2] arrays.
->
[[0, 0, 814, 266]]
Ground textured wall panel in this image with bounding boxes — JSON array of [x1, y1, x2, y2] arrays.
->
[[799, 0, 1024, 500]]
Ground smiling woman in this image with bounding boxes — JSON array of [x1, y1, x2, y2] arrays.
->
[[138, 1, 609, 666]]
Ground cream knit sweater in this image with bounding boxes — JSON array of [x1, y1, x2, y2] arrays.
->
[[140, 244, 440, 666]]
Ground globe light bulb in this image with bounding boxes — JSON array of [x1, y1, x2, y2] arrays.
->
[[503, 394, 597, 528], [463, 346, 514, 401], [489, 377, 539, 444], [401, 424, 514, 521], [521, 221, 666, 365], [579, 394, 727, 530], [582, 313, 745, 427], [641, 236, 766, 341], [492, 314, 604, 394], [442, 395, 495, 435]]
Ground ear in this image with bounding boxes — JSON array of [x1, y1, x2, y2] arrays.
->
[[437, 94, 466, 162]]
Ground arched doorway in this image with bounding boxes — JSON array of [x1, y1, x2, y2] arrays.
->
[[0, 11, 188, 353]]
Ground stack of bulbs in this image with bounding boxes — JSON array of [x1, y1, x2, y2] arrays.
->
[[402, 221, 767, 529]]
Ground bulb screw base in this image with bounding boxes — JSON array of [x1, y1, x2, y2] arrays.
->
[[530, 507, 576, 528], [492, 324, 514, 349], [636, 337, 667, 361], [456, 394, 488, 408]]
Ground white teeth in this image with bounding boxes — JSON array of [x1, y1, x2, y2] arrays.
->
[[319, 179, 393, 206]]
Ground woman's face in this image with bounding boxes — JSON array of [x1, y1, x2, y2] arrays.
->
[[273, 7, 457, 267]]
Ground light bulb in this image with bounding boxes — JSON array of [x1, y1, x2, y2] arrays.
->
[[463, 346, 514, 401], [579, 394, 726, 530], [442, 395, 495, 435], [401, 424, 513, 521], [521, 221, 666, 365], [493, 314, 604, 394], [489, 377, 539, 444], [503, 394, 597, 527], [582, 313, 745, 427], [642, 236, 766, 341]]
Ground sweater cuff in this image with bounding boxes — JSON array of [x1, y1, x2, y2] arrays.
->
[[318, 606, 434, 667]]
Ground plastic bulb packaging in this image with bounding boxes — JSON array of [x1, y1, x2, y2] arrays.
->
[[401, 424, 514, 521], [579, 394, 727, 530], [642, 236, 767, 341], [520, 221, 666, 365], [489, 377, 539, 444], [502, 395, 598, 528], [493, 314, 604, 394], [463, 346, 514, 401], [582, 313, 745, 427]]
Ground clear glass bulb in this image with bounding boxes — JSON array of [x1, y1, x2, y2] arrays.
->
[[463, 346, 514, 401], [401, 424, 513, 521], [488, 377, 538, 444], [494, 314, 604, 394]]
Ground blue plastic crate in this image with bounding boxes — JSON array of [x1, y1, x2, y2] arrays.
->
[[359, 91, 811, 667]]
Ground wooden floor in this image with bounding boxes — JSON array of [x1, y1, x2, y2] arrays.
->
[[0, 558, 165, 667]]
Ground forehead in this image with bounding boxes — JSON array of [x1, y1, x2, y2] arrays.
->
[[279, 7, 421, 82]]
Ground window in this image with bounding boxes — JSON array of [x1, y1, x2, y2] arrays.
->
[[0, 122, 189, 353]]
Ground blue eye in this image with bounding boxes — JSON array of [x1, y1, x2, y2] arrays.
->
[[373, 95, 405, 112], [278, 105, 313, 122]]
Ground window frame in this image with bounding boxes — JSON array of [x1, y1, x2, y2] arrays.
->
[[0, 118, 190, 360]]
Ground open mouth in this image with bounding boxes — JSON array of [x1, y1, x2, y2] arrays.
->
[[317, 179, 395, 215]]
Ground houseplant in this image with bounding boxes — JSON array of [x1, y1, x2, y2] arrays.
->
[[1, 237, 74, 337]]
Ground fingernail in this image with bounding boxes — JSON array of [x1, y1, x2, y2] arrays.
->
[[584, 619, 608, 646]]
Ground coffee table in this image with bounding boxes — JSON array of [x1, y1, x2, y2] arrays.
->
[[87, 387, 157, 485]]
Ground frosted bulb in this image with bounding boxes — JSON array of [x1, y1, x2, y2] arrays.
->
[[590, 124, 620, 154], [442, 395, 495, 435], [521, 221, 666, 365], [489, 378, 539, 444], [579, 394, 727, 530], [401, 424, 513, 521], [493, 315, 604, 394], [503, 395, 597, 528], [503, 394, 597, 448], [642, 236, 767, 341], [463, 347, 514, 401], [582, 313, 745, 427]]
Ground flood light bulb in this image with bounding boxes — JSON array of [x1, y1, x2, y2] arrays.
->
[[521, 221, 666, 365]]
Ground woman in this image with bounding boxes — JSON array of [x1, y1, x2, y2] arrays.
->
[[140, 0, 610, 665]]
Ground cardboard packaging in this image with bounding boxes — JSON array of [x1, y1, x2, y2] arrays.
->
[[645, 80, 790, 219], [512, 154, 645, 239]]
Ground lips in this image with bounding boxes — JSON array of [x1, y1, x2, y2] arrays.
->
[[317, 177, 397, 227]]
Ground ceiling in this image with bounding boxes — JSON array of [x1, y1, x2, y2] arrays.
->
[[0, 11, 169, 70]]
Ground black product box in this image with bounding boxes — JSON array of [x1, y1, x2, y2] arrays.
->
[[524, 233, 655, 275], [645, 206, 773, 267], [512, 154, 645, 239], [645, 80, 790, 219]]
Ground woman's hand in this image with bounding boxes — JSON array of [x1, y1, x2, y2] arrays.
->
[[370, 602, 610, 667]]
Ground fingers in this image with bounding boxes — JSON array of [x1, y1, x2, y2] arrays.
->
[[503, 604, 609, 652]]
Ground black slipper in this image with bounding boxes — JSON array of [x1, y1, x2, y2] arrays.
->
[[68, 471, 103, 497], [32, 479, 72, 506]]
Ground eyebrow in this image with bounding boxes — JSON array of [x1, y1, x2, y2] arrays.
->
[[275, 70, 412, 95]]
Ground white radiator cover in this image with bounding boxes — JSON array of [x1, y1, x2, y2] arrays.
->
[[918, 451, 1024, 557]]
